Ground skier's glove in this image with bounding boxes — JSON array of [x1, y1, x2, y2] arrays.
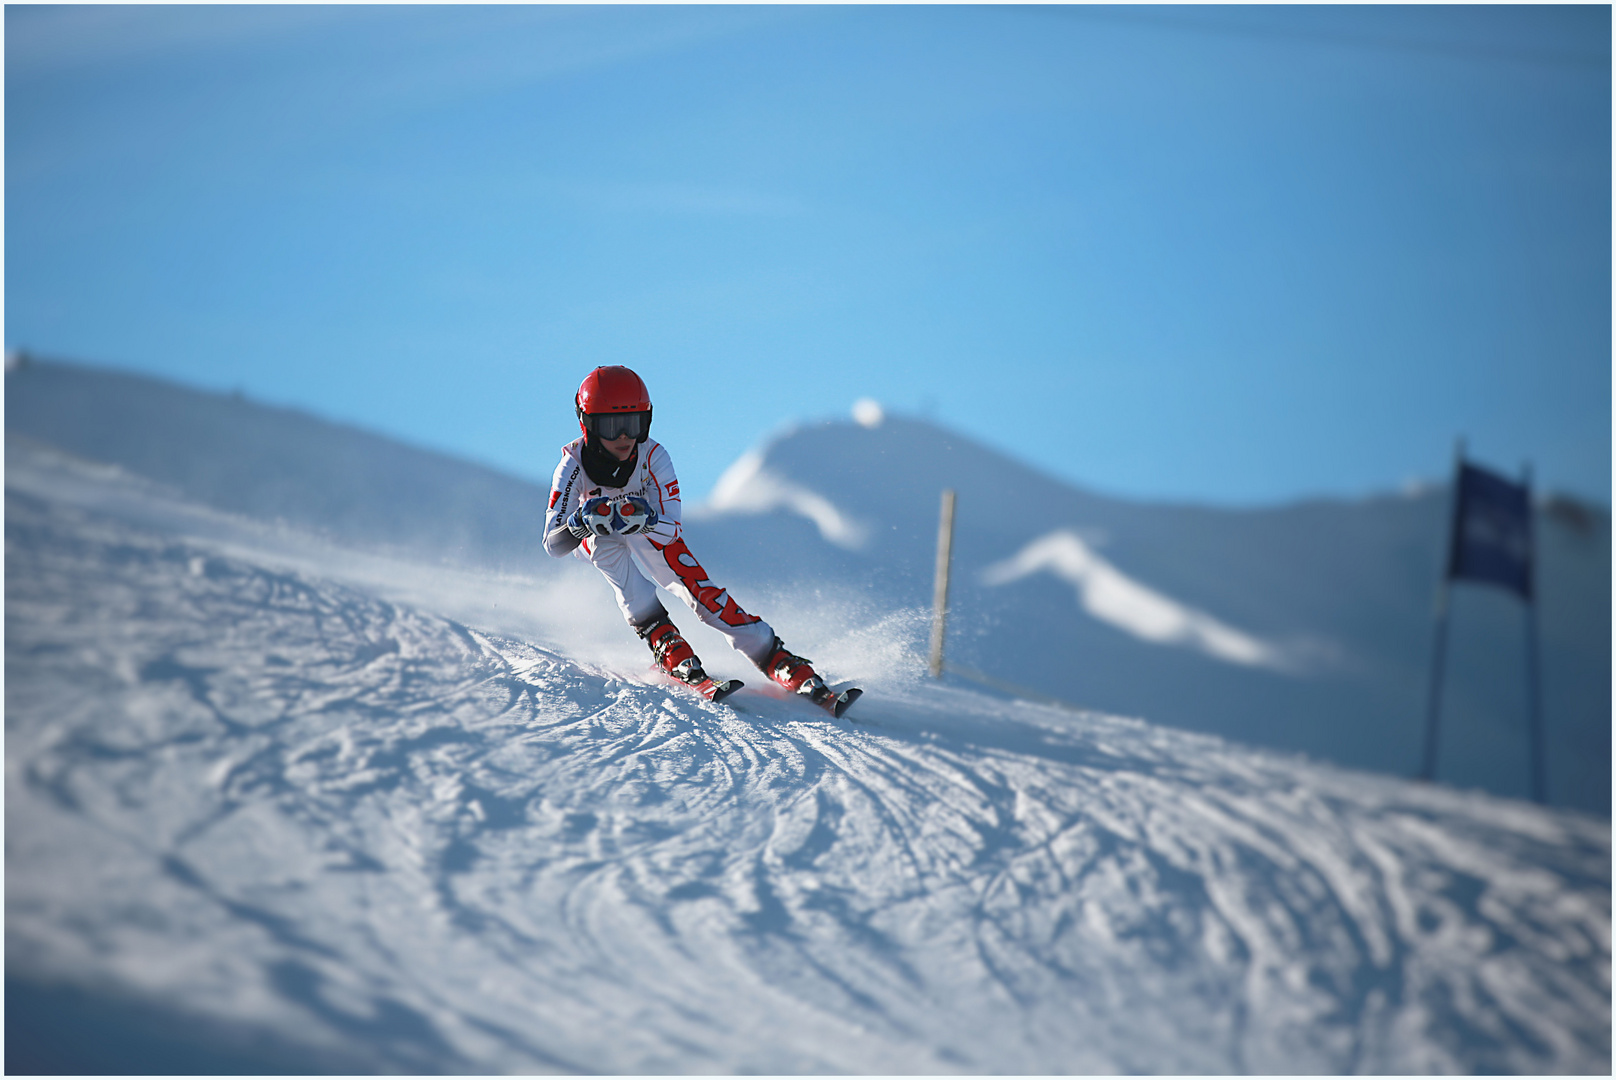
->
[[615, 495, 660, 535], [566, 496, 616, 539]]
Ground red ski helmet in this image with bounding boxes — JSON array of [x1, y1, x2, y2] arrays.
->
[[575, 366, 652, 443]]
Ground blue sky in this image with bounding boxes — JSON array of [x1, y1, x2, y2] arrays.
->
[[6, 4, 1610, 506]]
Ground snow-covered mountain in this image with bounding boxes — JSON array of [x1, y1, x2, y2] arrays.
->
[[4, 357, 551, 571], [9, 358, 1608, 813], [688, 413, 1611, 815], [6, 358, 1611, 1072]]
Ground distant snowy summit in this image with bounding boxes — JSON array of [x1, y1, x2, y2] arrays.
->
[[701, 421, 1285, 670], [704, 448, 870, 550], [981, 530, 1286, 670]]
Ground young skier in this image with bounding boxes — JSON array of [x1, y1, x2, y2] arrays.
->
[[543, 366, 859, 716]]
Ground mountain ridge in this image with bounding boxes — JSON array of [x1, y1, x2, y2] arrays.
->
[[5, 355, 551, 570]]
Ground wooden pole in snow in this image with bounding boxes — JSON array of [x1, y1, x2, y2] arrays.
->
[[929, 489, 956, 679]]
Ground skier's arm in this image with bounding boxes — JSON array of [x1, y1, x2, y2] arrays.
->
[[543, 458, 587, 558], [642, 444, 682, 546], [545, 519, 582, 557]]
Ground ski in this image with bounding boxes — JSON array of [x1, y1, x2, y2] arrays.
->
[[806, 684, 862, 718], [700, 677, 744, 703], [656, 664, 744, 705]]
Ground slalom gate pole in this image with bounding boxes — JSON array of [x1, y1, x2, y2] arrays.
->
[[1525, 597, 1545, 803], [1419, 439, 1465, 782], [1523, 462, 1546, 804], [1419, 583, 1451, 782], [929, 489, 956, 679]]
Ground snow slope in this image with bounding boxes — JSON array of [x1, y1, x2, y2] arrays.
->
[[6, 421, 1611, 1073]]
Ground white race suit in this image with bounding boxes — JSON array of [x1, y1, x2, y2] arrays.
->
[[543, 437, 777, 666]]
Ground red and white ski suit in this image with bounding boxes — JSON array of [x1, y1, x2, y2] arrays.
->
[[543, 437, 776, 665]]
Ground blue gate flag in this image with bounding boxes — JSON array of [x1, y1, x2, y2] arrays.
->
[[1447, 462, 1533, 600]]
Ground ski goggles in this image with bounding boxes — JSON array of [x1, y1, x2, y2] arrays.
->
[[589, 410, 649, 441]]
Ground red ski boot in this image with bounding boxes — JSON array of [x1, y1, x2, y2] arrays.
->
[[759, 637, 861, 718], [640, 618, 742, 703]]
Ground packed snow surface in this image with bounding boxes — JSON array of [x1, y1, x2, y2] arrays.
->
[[6, 442, 1610, 1073]]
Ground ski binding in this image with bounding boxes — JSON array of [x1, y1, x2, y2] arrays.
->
[[698, 677, 744, 703], [659, 662, 743, 704]]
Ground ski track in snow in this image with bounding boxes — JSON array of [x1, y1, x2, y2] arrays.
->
[[6, 486, 1610, 1074]]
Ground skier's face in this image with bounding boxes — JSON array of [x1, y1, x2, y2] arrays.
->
[[601, 433, 637, 461]]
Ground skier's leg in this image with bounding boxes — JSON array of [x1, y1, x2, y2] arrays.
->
[[586, 537, 667, 630], [586, 538, 713, 684], [631, 535, 777, 666], [630, 536, 842, 704]]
